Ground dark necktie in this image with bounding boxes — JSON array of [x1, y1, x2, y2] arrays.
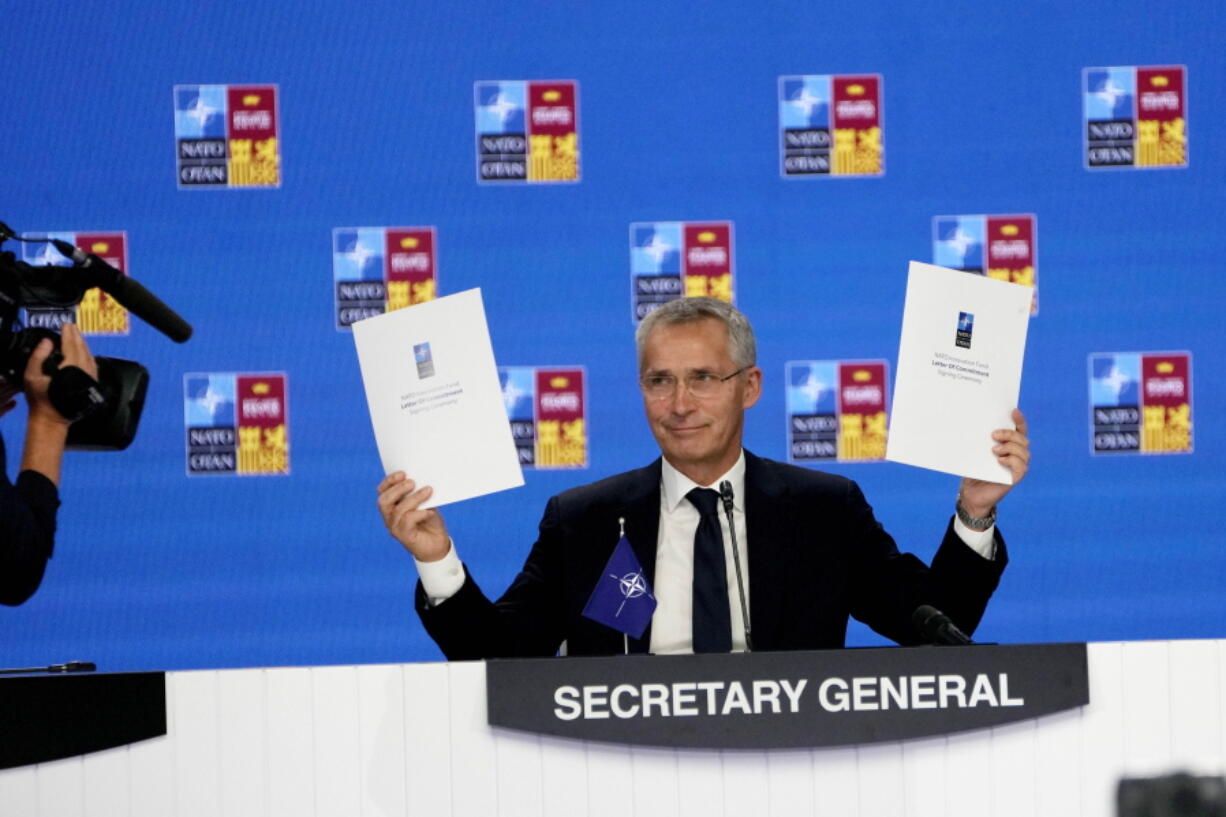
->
[[687, 487, 732, 653]]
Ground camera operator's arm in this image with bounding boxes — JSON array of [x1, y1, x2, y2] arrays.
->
[[20, 324, 97, 485], [1, 324, 97, 605]]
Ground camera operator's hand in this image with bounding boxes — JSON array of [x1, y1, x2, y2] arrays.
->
[[19, 323, 98, 485], [23, 323, 98, 426]]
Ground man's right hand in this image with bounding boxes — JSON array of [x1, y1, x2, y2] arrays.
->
[[377, 472, 451, 562]]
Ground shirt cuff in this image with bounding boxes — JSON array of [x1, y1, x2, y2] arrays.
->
[[952, 516, 996, 560], [415, 541, 465, 605]]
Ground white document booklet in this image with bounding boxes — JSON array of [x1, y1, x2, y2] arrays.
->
[[885, 261, 1032, 484], [352, 288, 523, 507]]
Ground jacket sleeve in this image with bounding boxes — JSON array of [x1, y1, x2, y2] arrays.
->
[[1, 432, 61, 605], [415, 495, 569, 660], [843, 479, 1006, 645], [927, 517, 1008, 637]]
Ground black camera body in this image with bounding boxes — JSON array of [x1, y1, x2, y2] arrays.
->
[[1, 326, 150, 451], [1118, 772, 1226, 817], [0, 224, 189, 450]]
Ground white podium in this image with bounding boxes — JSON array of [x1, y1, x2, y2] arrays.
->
[[1, 639, 1223, 816]]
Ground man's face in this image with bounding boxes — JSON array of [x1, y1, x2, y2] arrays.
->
[[640, 317, 761, 482]]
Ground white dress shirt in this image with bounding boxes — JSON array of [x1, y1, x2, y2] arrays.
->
[[650, 453, 750, 653], [415, 450, 997, 652]]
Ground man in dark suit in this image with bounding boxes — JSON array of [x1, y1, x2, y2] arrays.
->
[[378, 298, 1029, 659]]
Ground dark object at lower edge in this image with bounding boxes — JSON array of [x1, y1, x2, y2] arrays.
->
[[0, 671, 166, 769]]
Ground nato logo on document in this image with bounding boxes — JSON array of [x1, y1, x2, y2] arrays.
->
[[956, 312, 974, 349], [414, 342, 436, 379]]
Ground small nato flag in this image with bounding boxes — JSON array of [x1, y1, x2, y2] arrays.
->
[[582, 532, 657, 639]]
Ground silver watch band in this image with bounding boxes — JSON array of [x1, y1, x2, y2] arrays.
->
[[955, 500, 996, 530]]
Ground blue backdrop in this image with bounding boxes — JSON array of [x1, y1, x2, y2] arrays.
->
[[2, 0, 1223, 671]]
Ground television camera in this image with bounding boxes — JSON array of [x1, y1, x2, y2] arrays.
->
[[0, 221, 191, 450]]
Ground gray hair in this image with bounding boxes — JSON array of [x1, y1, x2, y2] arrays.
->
[[635, 297, 757, 371]]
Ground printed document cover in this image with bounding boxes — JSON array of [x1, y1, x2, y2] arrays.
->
[[352, 288, 523, 507], [886, 261, 1032, 484]]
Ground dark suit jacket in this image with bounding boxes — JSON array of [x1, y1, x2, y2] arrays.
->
[[417, 450, 1007, 659]]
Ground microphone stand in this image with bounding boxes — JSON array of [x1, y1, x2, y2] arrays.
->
[[719, 480, 753, 652]]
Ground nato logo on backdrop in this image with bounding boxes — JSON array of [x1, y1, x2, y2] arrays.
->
[[19, 231, 130, 334], [184, 373, 291, 475], [474, 80, 580, 183], [1084, 66, 1187, 169], [332, 227, 438, 329], [933, 214, 1038, 314], [1089, 352, 1192, 455], [500, 366, 588, 469], [786, 361, 889, 463], [174, 84, 281, 188], [629, 222, 735, 322], [778, 74, 884, 177]]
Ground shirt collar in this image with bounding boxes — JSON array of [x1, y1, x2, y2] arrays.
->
[[660, 450, 746, 513]]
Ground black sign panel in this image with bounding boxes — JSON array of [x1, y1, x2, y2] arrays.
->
[[486, 643, 1088, 749], [0, 672, 167, 768]]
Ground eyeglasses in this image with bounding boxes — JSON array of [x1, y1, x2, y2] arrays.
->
[[639, 367, 749, 400]]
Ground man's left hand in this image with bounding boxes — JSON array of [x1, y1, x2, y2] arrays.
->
[[958, 408, 1030, 520], [23, 323, 98, 425]]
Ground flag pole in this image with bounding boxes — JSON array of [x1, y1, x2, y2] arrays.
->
[[620, 517, 628, 655]]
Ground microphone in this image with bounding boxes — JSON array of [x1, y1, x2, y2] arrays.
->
[[912, 604, 973, 646], [49, 661, 97, 673], [51, 239, 90, 267], [0, 660, 96, 676], [718, 480, 753, 652], [51, 239, 193, 343]]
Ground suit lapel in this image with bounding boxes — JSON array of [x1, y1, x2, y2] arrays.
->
[[744, 451, 789, 650]]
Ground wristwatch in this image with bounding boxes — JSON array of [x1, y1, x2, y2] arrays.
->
[[955, 499, 996, 530]]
